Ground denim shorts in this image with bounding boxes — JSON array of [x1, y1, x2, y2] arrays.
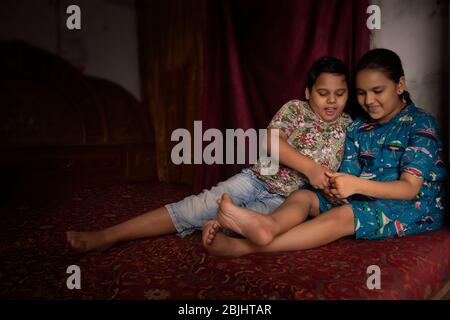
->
[[165, 168, 285, 237]]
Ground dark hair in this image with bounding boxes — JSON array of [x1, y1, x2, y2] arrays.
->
[[355, 48, 412, 104], [306, 56, 349, 90]]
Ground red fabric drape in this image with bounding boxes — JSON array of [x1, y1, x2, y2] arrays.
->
[[194, 0, 369, 193]]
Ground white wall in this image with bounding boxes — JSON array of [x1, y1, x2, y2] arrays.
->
[[0, 0, 141, 100], [369, 0, 448, 119]]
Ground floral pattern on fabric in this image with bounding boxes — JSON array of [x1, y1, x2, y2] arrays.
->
[[252, 100, 352, 196], [1, 182, 449, 300]]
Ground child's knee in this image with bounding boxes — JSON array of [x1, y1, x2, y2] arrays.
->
[[287, 190, 319, 214], [334, 206, 355, 233], [289, 189, 314, 202]]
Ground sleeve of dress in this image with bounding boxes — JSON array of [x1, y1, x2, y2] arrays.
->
[[267, 100, 304, 137], [400, 114, 440, 179], [338, 121, 363, 176]]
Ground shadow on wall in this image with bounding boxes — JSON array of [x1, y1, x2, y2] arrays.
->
[[0, 41, 157, 206]]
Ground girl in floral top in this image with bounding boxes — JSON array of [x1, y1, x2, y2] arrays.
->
[[202, 48, 446, 256], [67, 57, 352, 253]]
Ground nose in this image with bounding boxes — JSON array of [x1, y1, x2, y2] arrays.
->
[[327, 94, 337, 104], [365, 92, 376, 106]]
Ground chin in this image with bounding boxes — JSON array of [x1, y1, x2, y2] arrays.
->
[[318, 112, 332, 120], [322, 115, 339, 122], [367, 112, 382, 120]]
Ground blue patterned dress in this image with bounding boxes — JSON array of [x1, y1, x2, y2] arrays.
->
[[315, 103, 447, 239]]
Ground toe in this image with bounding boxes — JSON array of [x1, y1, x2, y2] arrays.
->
[[70, 239, 79, 249], [222, 193, 232, 202]]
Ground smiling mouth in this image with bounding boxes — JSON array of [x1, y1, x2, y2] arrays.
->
[[366, 106, 381, 113]]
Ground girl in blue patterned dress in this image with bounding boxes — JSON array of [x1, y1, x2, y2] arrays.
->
[[203, 48, 447, 256]]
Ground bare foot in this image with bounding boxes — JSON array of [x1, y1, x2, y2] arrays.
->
[[66, 230, 115, 253], [203, 230, 249, 257], [216, 193, 276, 246], [202, 220, 221, 247]]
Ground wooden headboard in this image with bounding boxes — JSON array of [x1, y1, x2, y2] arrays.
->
[[0, 41, 156, 201]]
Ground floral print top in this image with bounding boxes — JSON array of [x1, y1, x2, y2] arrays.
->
[[252, 100, 352, 196]]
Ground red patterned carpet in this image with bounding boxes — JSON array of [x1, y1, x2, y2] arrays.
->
[[0, 181, 449, 300]]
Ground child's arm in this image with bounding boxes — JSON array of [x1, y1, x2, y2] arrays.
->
[[325, 172, 423, 201], [267, 128, 329, 189], [327, 113, 442, 202], [320, 120, 361, 203]]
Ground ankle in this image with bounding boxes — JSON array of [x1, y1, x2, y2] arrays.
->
[[252, 227, 274, 246], [259, 217, 277, 240], [101, 228, 118, 244]]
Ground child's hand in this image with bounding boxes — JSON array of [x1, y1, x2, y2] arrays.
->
[[306, 164, 330, 190], [325, 172, 358, 199], [321, 186, 348, 205]]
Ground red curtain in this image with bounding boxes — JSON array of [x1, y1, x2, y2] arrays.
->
[[194, 0, 369, 193]]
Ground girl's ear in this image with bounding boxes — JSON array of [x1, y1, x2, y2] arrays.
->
[[305, 88, 310, 100], [397, 76, 406, 94]]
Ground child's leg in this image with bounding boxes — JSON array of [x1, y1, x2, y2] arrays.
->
[[203, 204, 355, 257], [67, 206, 175, 252], [205, 190, 319, 246], [67, 169, 269, 252]]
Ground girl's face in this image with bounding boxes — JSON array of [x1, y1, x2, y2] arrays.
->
[[356, 69, 406, 123], [306, 73, 348, 122]]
